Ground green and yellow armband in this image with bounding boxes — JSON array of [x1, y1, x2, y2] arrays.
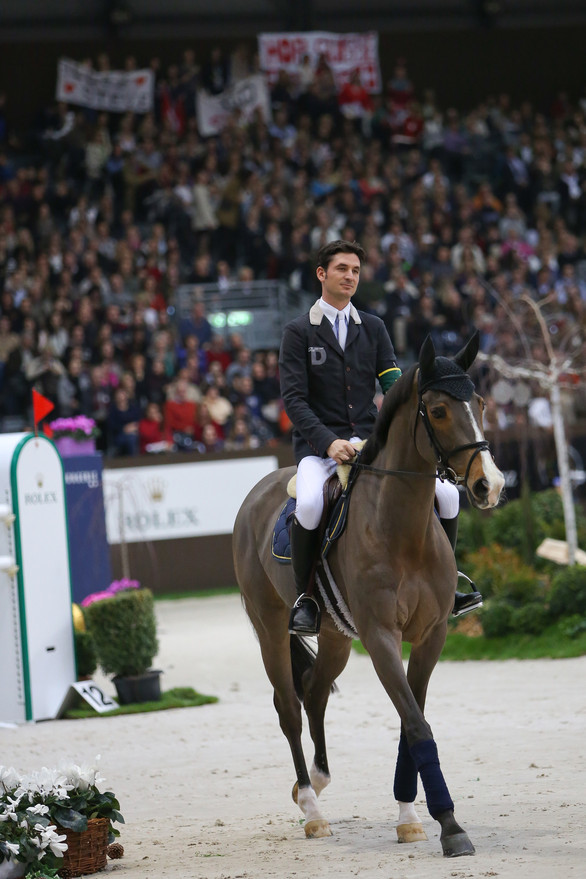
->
[[378, 366, 402, 394]]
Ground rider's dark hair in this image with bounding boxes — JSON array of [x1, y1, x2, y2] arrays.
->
[[316, 239, 366, 271]]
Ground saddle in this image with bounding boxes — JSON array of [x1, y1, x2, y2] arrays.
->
[[271, 455, 361, 564]]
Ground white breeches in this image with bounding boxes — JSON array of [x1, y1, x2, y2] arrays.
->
[[295, 452, 460, 530], [435, 478, 460, 519], [295, 454, 340, 529]]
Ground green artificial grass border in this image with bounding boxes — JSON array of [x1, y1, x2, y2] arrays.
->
[[352, 619, 586, 661], [154, 588, 239, 601], [64, 687, 218, 719]]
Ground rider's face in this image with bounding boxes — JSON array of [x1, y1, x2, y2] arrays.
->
[[317, 253, 361, 308]]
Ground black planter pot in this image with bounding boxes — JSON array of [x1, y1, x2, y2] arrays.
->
[[112, 669, 162, 705]]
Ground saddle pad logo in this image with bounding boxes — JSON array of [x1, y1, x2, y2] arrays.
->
[[309, 346, 326, 365]]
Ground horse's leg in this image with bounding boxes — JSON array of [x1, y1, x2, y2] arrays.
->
[[245, 599, 332, 839], [393, 625, 447, 844], [407, 627, 475, 857], [362, 624, 474, 857], [296, 628, 352, 799]]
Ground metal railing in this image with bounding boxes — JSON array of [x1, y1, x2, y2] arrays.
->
[[174, 281, 314, 350]]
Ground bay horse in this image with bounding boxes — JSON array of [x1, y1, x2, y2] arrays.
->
[[232, 334, 504, 857]]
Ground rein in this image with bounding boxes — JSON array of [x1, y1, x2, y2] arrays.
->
[[351, 390, 491, 500]]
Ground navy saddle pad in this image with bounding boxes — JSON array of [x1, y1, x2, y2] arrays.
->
[[272, 497, 296, 563]]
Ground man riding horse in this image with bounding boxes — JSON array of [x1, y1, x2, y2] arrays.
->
[[279, 239, 482, 635]]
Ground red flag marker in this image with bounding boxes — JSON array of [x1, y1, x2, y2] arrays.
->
[[32, 389, 55, 435]]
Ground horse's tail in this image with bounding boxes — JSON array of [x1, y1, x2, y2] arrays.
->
[[290, 635, 338, 703]]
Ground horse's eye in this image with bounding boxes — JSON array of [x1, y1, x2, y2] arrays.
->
[[430, 406, 446, 420]]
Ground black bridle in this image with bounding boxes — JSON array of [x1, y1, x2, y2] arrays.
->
[[416, 395, 491, 495], [351, 388, 491, 501]]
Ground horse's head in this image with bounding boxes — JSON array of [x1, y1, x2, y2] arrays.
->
[[416, 333, 504, 509]]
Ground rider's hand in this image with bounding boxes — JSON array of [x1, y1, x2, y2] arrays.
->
[[327, 439, 357, 465]]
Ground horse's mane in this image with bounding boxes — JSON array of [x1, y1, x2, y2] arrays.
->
[[361, 364, 418, 465]]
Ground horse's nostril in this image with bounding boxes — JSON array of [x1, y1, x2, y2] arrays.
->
[[473, 478, 489, 498]]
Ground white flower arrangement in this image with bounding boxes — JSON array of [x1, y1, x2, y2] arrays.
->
[[0, 760, 123, 879]]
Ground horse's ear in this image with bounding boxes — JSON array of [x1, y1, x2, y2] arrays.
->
[[453, 331, 480, 373], [418, 334, 436, 385]]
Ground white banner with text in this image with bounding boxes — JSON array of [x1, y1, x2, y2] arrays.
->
[[102, 456, 278, 543], [56, 58, 155, 113], [196, 74, 272, 137], [258, 31, 381, 92]]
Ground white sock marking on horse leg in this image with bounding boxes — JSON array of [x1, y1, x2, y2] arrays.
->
[[310, 762, 331, 797], [463, 402, 505, 505], [297, 786, 325, 823], [397, 800, 421, 825]]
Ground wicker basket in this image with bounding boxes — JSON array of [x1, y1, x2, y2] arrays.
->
[[58, 817, 109, 877]]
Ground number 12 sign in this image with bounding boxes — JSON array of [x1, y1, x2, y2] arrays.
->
[[72, 681, 118, 713]]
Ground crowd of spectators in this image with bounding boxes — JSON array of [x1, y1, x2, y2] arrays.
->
[[1, 44, 586, 457]]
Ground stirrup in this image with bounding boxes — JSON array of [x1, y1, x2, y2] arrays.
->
[[288, 594, 321, 635], [452, 592, 483, 617], [453, 572, 483, 618]]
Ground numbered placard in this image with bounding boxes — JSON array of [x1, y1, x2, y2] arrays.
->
[[72, 681, 118, 712], [56, 681, 118, 717]]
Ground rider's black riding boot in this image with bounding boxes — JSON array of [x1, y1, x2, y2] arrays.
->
[[440, 516, 483, 617], [288, 517, 321, 635]]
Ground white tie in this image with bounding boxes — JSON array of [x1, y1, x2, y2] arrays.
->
[[335, 313, 347, 351]]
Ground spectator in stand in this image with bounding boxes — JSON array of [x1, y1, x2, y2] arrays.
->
[[138, 401, 173, 453], [225, 345, 253, 383], [145, 357, 169, 406], [442, 108, 470, 183], [57, 353, 92, 417], [224, 416, 260, 450], [178, 300, 213, 347], [205, 333, 232, 373], [451, 225, 487, 274], [107, 386, 141, 456], [199, 382, 231, 432], [200, 47, 230, 95], [197, 422, 224, 453], [337, 69, 373, 130], [25, 345, 66, 409], [163, 374, 199, 449], [387, 58, 414, 110]]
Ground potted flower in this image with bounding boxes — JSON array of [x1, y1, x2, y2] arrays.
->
[[82, 581, 161, 704], [0, 762, 124, 879], [48, 416, 99, 457]]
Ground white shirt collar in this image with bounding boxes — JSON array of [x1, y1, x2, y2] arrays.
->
[[319, 298, 351, 326]]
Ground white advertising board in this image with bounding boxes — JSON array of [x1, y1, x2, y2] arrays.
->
[[0, 433, 76, 723], [102, 456, 278, 544]]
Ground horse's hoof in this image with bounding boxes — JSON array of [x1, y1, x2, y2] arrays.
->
[[304, 819, 332, 838], [397, 821, 427, 843], [292, 781, 298, 804], [441, 831, 475, 857]]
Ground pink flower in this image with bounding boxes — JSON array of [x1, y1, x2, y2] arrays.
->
[[49, 416, 98, 438], [80, 579, 141, 607], [81, 590, 115, 607], [107, 579, 141, 595]]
